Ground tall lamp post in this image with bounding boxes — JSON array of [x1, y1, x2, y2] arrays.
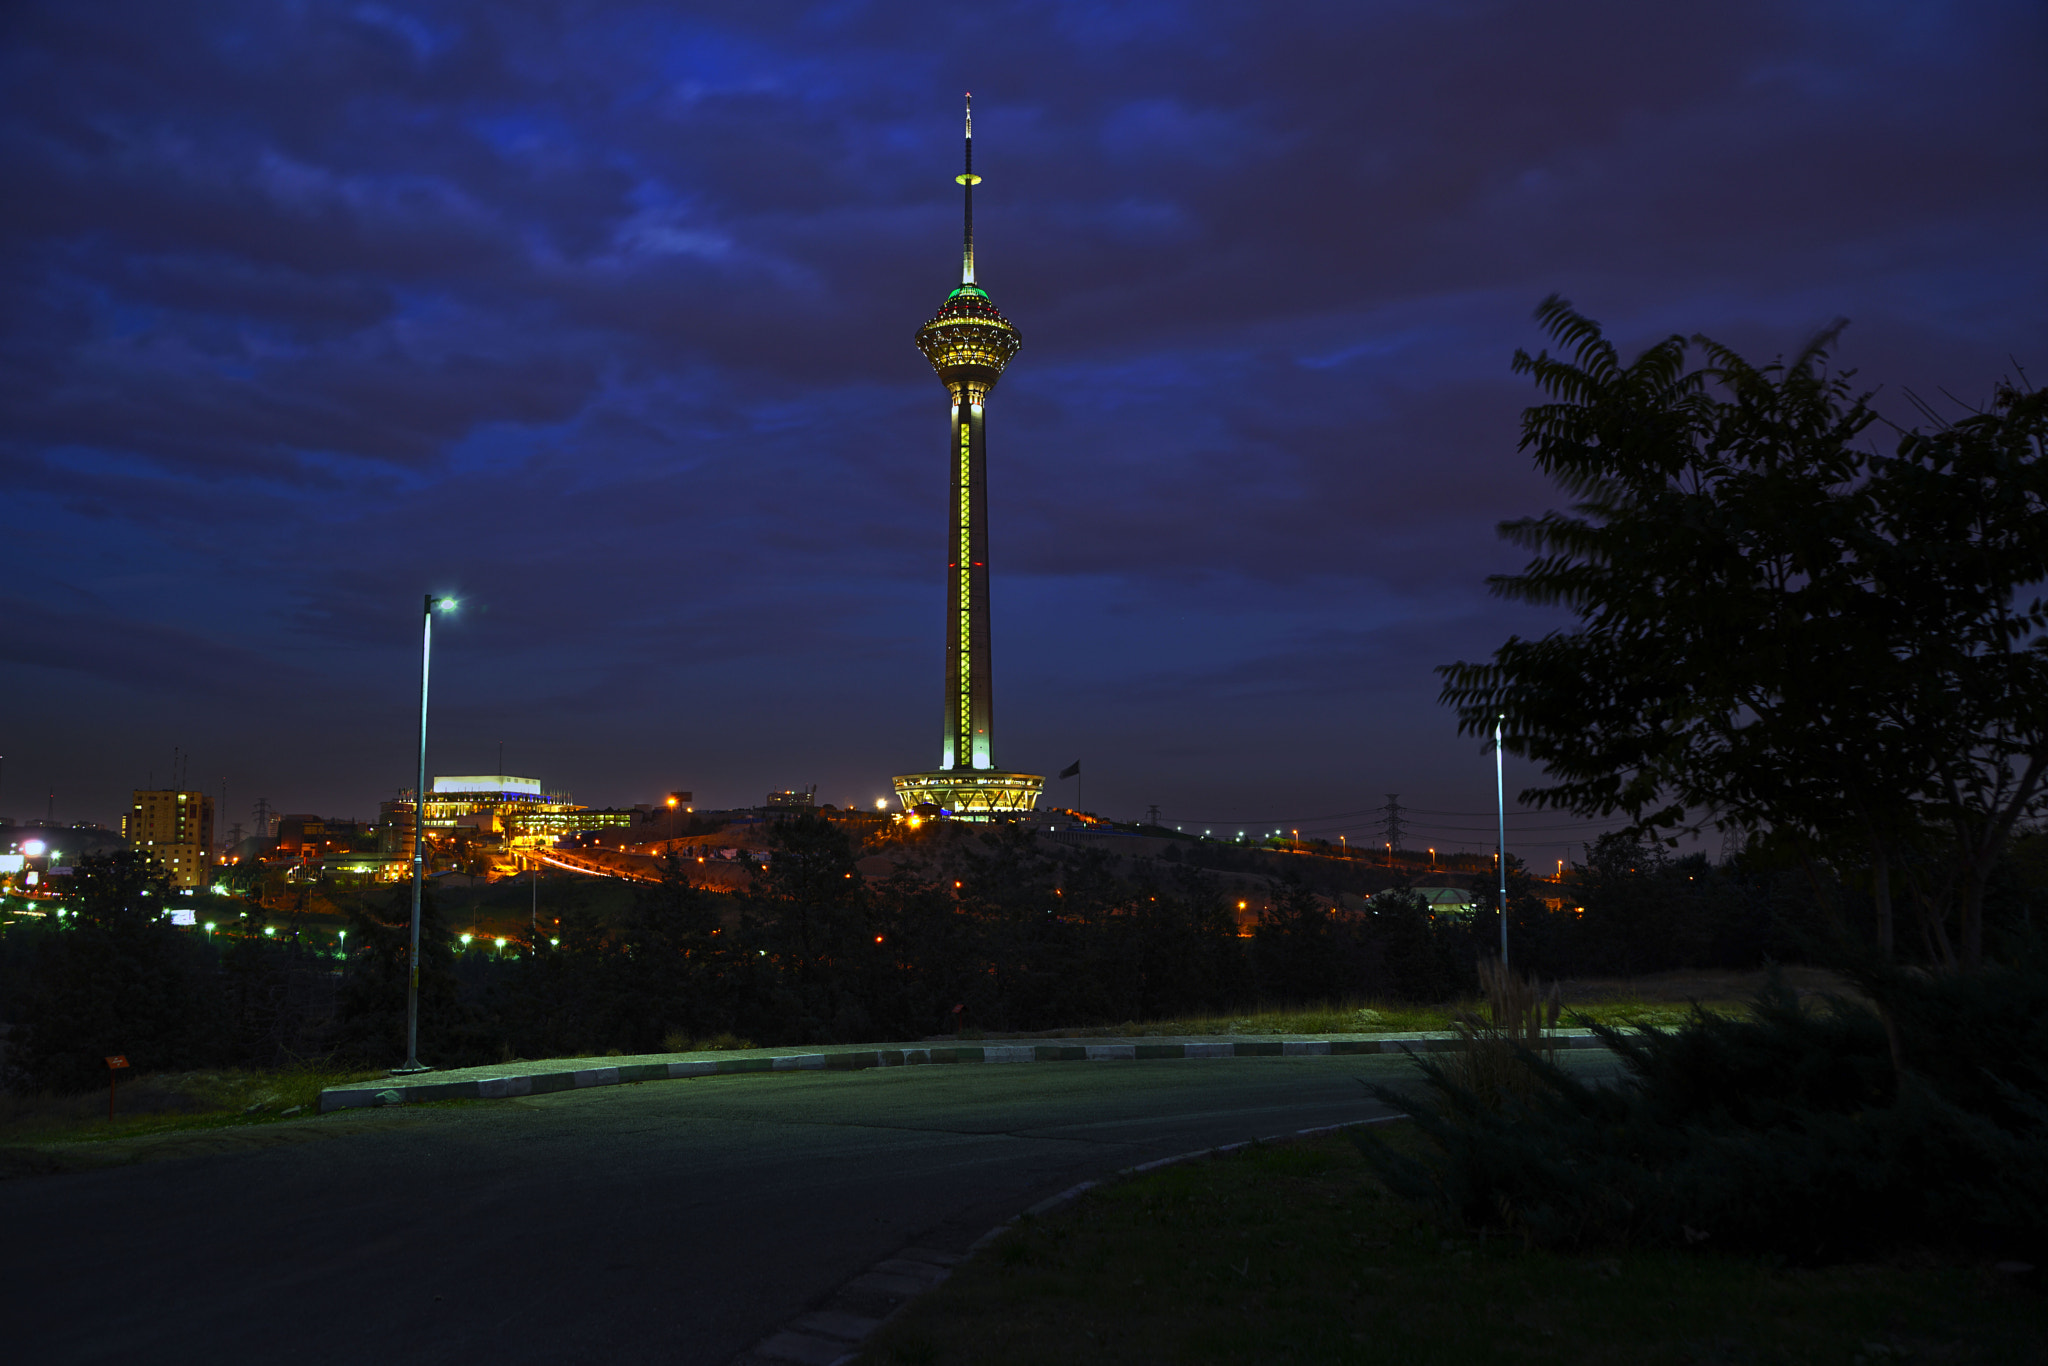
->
[[396, 594, 457, 1075], [1495, 713, 1509, 969]]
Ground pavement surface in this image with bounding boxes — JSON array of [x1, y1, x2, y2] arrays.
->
[[1, 1050, 1624, 1365]]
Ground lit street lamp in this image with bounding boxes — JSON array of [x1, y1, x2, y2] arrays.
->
[[1496, 712, 1509, 968], [398, 593, 457, 1075]]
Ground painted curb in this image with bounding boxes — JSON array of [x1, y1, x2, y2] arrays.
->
[[320, 1033, 1608, 1113]]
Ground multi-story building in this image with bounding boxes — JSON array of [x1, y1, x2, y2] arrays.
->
[[122, 789, 217, 889]]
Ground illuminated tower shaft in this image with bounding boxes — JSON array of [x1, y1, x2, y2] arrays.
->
[[894, 97, 1041, 818], [946, 396, 993, 768]]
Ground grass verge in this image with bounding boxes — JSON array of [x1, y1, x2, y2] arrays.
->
[[860, 1128, 2042, 1365], [0, 1064, 384, 1146], [972, 970, 1858, 1040]]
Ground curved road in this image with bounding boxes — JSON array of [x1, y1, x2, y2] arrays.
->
[[2, 1052, 1621, 1364]]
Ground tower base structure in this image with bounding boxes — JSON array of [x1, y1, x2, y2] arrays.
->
[[893, 770, 1043, 820]]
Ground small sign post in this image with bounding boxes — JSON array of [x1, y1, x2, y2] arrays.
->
[[105, 1055, 129, 1122]]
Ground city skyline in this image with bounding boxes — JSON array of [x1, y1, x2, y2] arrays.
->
[[2, 3, 2043, 858]]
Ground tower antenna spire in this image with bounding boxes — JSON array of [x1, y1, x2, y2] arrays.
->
[[956, 92, 980, 284]]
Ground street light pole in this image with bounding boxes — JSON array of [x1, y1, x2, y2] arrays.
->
[[397, 593, 454, 1075], [1496, 713, 1509, 969]]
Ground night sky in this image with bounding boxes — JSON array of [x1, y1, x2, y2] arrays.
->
[[3, 2, 2043, 859]]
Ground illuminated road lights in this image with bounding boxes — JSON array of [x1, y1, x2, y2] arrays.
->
[[399, 593, 461, 1076], [264, 926, 275, 936], [204, 922, 215, 935], [460, 933, 473, 946], [549, 937, 559, 947], [1495, 712, 1509, 968]]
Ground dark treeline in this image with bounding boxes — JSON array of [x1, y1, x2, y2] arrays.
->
[[0, 851, 341, 1093], [6, 818, 2042, 1091]]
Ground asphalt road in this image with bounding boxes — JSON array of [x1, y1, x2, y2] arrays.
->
[[2, 1052, 1622, 1365]]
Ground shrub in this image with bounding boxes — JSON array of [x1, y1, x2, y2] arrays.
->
[[1354, 970, 2048, 1259]]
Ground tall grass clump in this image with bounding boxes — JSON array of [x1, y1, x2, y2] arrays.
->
[[1436, 958, 1562, 1110]]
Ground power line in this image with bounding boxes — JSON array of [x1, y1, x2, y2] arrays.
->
[[1279, 816, 1622, 835], [1178, 805, 1624, 828], [1394, 819, 1621, 834]]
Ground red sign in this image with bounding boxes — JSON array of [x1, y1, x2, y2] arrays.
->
[[105, 1055, 129, 1070]]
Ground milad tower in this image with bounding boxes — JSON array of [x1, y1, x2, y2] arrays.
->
[[892, 97, 1043, 819]]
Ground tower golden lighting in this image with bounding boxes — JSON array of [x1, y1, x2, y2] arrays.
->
[[892, 96, 1043, 820]]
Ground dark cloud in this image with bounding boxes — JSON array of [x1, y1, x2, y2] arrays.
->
[[0, 0, 2042, 829]]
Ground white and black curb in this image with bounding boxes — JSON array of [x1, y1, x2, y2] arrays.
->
[[319, 1033, 1609, 1114], [732, 1114, 1412, 1365]]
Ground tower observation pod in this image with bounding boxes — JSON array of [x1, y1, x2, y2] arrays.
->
[[892, 97, 1044, 820]]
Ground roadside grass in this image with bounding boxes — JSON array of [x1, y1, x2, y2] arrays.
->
[[860, 1129, 2042, 1366], [0, 1064, 383, 1146], [972, 968, 1855, 1040]]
